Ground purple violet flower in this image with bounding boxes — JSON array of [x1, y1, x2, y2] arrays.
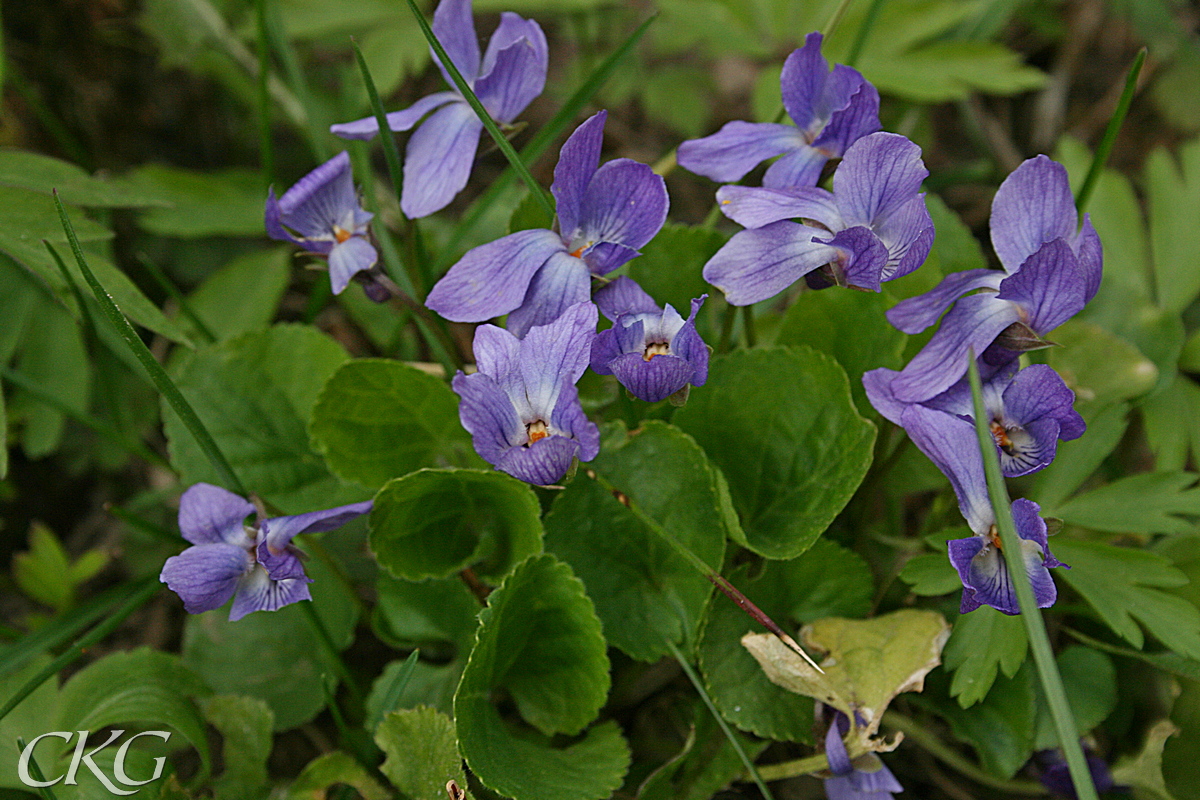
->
[[1037, 747, 1126, 798], [452, 301, 600, 485], [425, 110, 669, 337], [589, 277, 709, 403], [331, 0, 548, 219], [884, 155, 1102, 403], [265, 151, 378, 295], [677, 32, 879, 190], [899, 403, 1067, 615], [159, 484, 371, 621], [823, 711, 902, 800], [702, 132, 934, 303], [865, 361, 1085, 477]]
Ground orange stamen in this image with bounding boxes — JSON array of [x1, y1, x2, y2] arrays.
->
[[334, 226, 352, 244]]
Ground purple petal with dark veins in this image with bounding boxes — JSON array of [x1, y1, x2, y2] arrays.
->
[[594, 276, 660, 321], [1003, 364, 1085, 440], [703, 220, 838, 306], [577, 159, 668, 251], [815, 226, 889, 292], [590, 328, 622, 375], [552, 111, 607, 240], [670, 296, 709, 386], [431, 0, 481, 86], [474, 19, 548, 123], [229, 568, 312, 621], [178, 483, 256, 547], [160, 543, 252, 615], [833, 133, 928, 228], [862, 368, 907, 425], [779, 32, 830, 131], [609, 352, 696, 402], [874, 194, 934, 282], [255, 544, 308, 582], [401, 102, 483, 218], [812, 71, 881, 156], [505, 251, 591, 338], [761, 145, 832, 191], [1076, 214, 1103, 303], [426, 227, 565, 322], [581, 241, 642, 276], [677, 121, 806, 183], [452, 371, 525, 467], [480, 12, 546, 80], [998, 416, 1062, 476], [990, 155, 1077, 274], [260, 501, 374, 555], [517, 300, 596, 416], [497, 435, 580, 485], [273, 151, 359, 240], [889, 293, 1022, 402], [330, 92, 460, 140], [328, 236, 378, 294], [885, 269, 1002, 334], [716, 184, 839, 229], [900, 404, 992, 534], [995, 239, 1086, 334], [265, 188, 304, 247], [550, 379, 599, 461], [472, 324, 520, 381]]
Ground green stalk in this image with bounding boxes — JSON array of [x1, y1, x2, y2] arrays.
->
[[262, 0, 329, 161], [15, 738, 59, 800], [845, 0, 887, 68], [0, 366, 171, 470], [254, 0, 275, 188], [664, 638, 775, 800], [401, 0, 555, 221], [742, 305, 757, 348], [0, 578, 159, 724], [105, 502, 184, 546], [135, 253, 218, 344], [52, 192, 247, 496], [350, 38, 406, 207], [822, 0, 857, 37], [1075, 48, 1146, 216], [587, 470, 823, 673], [966, 356, 1097, 800], [444, 14, 655, 263], [301, 601, 365, 713]]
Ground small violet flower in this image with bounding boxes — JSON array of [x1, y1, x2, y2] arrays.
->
[[453, 301, 600, 485], [865, 361, 1085, 478], [1037, 747, 1126, 798], [331, 0, 547, 219], [265, 151, 378, 295], [884, 155, 1102, 403], [677, 32, 879, 190], [589, 277, 708, 403], [702, 132, 934, 304], [899, 403, 1067, 615], [426, 110, 668, 337], [159, 483, 371, 621], [823, 711, 902, 800]]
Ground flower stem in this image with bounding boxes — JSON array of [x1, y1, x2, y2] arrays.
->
[[822, 0, 857, 37], [300, 600, 366, 715], [586, 469, 823, 673], [1075, 47, 1146, 215], [350, 37, 405, 209], [254, 0, 275, 189], [15, 738, 59, 800], [402, 0, 556, 221], [135, 252, 218, 344], [966, 355, 1097, 800], [845, 0, 887, 68], [52, 192, 247, 496], [664, 638, 775, 800]]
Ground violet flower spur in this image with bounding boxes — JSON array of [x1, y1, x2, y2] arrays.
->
[[884, 155, 1102, 403], [265, 151, 378, 295], [677, 31, 879, 190], [703, 132, 934, 303], [589, 277, 708, 403], [330, 0, 547, 219], [159, 483, 372, 621], [899, 404, 1067, 615], [823, 711, 902, 800], [425, 110, 669, 337], [864, 361, 1085, 478], [452, 301, 600, 485]]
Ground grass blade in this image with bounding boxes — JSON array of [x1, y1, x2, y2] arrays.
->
[[446, 14, 655, 264], [366, 649, 421, 732], [350, 38, 406, 208], [966, 355, 1098, 800], [401, 0, 555, 220], [1075, 48, 1146, 215], [254, 0, 275, 188], [51, 192, 247, 496], [135, 253, 218, 344]]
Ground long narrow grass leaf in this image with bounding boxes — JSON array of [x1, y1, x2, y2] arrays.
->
[[0, 578, 159, 724], [665, 639, 775, 800], [15, 738, 59, 800], [51, 192, 247, 496], [350, 38, 405, 207], [254, 0, 275, 188], [846, 0, 887, 68], [401, 0, 555, 220], [447, 14, 655, 261], [966, 355, 1098, 800], [135, 253, 218, 344], [366, 650, 421, 732], [1075, 48, 1146, 215]]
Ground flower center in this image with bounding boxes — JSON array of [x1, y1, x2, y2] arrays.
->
[[990, 420, 1012, 450], [526, 419, 548, 445], [988, 524, 1003, 550], [643, 341, 670, 361], [333, 226, 352, 244]]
